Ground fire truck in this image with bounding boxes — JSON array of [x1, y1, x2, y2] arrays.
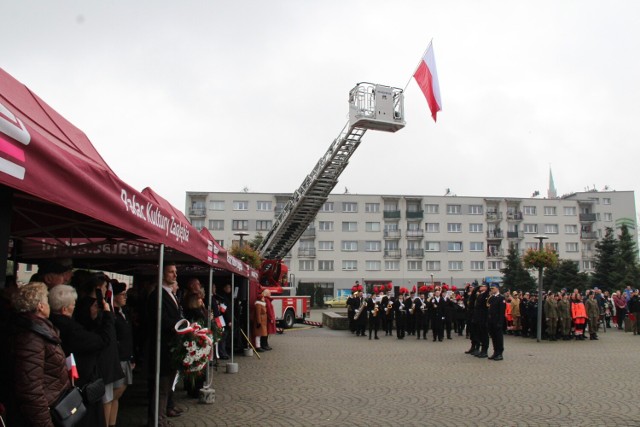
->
[[256, 82, 406, 327]]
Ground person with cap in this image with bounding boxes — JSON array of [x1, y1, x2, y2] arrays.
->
[[414, 287, 426, 340], [346, 282, 359, 334], [406, 289, 417, 336], [557, 293, 572, 340], [464, 283, 479, 355], [526, 293, 539, 339], [472, 282, 490, 357], [544, 291, 559, 341], [571, 292, 588, 340], [429, 288, 446, 342], [454, 293, 466, 336], [585, 290, 600, 340], [628, 289, 640, 335], [393, 288, 409, 339], [366, 287, 381, 340], [487, 283, 505, 360], [354, 290, 367, 337], [520, 292, 531, 338], [510, 292, 521, 336]]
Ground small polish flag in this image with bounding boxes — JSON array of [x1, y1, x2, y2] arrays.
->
[[215, 315, 226, 328], [219, 303, 227, 313], [66, 354, 79, 381], [413, 41, 442, 122]]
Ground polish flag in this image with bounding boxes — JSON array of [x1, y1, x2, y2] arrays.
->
[[219, 303, 227, 313], [66, 354, 79, 381], [215, 315, 226, 329], [413, 42, 442, 122]]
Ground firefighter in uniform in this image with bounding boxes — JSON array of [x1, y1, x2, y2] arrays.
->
[[465, 283, 479, 354], [585, 291, 600, 340], [487, 283, 506, 361], [430, 288, 446, 342], [393, 287, 409, 339], [473, 282, 490, 357]]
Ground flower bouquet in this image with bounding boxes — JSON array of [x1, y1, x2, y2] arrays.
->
[[522, 246, 559, 270], [171, 319, 215, 385]]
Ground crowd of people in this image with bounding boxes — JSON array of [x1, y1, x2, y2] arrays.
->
[[0, 260, 242, 427], [346, 280, 640, 361]]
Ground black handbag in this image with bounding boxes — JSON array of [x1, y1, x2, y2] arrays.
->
[[80, 378, 105, 404], [50, 387, 87, 427]]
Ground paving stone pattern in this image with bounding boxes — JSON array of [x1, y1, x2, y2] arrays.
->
[[120, 323, 640, 427]]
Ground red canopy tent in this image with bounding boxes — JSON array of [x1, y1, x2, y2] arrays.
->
[[0, 67, 213, 277]]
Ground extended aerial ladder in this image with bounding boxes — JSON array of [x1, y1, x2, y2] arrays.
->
[[257, 83, 406, 288]]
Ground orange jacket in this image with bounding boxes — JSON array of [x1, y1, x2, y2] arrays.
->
[[505, 302, 513, 321], [571, 301, 587, 319]]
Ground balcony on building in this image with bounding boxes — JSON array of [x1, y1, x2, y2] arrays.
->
[[581, 251, 595, 259], [487, 248, 504, 258], [188, 207, 206, 217], [384, 229, 402, 239], [581, 231, 598, 240], [579, 213, 597, 222], [406, 248, 424, 258], [297, 248, 316, 257], [384, 249, 402, 258], [507, 231, 523, 239], [405, 229, 424, 239], [486, 230, 504, 239], [301, 226, 316, 238], [405, 209, 424, 219], [507, 211, 523, 221], [383, 210, 401, 219], [486, 211, 503, 221]]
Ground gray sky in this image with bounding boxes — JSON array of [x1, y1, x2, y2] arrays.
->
[[3, 1, 639, 213]]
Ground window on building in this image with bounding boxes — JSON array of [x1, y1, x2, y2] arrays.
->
[[523, 224, 538, 234], [342, 260, 358, 271], [408, 260, 422, 271], [566, 242, 579, 252], [232, 220, 248, 230], [318, 260, 334, 271], [342, 221, 358, 232], [488, 261, 502, 270], [426, 223, 440, 233], [341, 241, 358, 251], [470, 241, 484, 252], [525, 242, 538, 250], [469, 223, 483, 233], [470, 261, 484, 271], [447, 223, 462, 233], [256, 201, 272, 211], [544, 224, 559, 234], [342, 202, 358, 213], [425, 204, 439, 214], [318, 241, 334, 251], [365, 260, 381, 271], [548, 242, 559, 252], [448, 241, 463, 252], [544, 206, 556, 216], [468, 205, 483, 215], [191, 219, 204, 230], [425, 241, 441, 252], [25, 263, 33, 272], [209, 200, 225, 211], [603, 198, 611, 205], [256, 220, 273, 231], [320, 202, 334, 212], [604, 212, 613, 222], [583, 260, 594, 270], [384, 261, 400, 271], [523, 206, 537, 215], [563, 206, 576, 216], [233, 200, 249, 211], [318, 221, 334, 231], [365, 203, 380, 213], [385, 240, 399, 250], [365, 241, 381, 252], [299, 260, 314, 271], [384, 202, 399, 211], [565, 224, 578, 234], [447, 204, 461, 215], [448, 261, 463, 271], [208, 220, 224, 230], [426, 261, 441, 271], [366, 222, 381, 232], [384, 223, 398, 231]]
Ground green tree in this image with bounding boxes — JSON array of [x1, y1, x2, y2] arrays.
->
[[248, 232, 264, 250], [614, 224, 640, 286], [501, 246, 535, 293], [593, 227, 618, 291], [544, 259, 588, 292], [230, 242, 262, 269]]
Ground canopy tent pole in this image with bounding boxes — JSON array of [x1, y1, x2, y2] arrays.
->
[[152, 244, 164, 427], [206, 267, 213, 387], [231, 274, 235, 360], [0, 186, 12, 288]]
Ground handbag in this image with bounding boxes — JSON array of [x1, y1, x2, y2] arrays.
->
[[80, 378, 105, 404], [50, 387, 86, 427]]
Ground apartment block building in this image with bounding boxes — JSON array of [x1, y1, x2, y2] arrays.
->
[[185, 190, 637, 296]]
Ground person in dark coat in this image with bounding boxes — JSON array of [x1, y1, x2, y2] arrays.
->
[[50, 284, 113, 427], [472, 283, 490, 357], [182, 290, 208, 398], [146, 262, 182, 427], [430, 289, 446, 342], [487, 284, 506, 360], [110, 282, 135, 426], [393, 290, 408, 339], [465, 284, 479, 354], [9, 282, 71, 427]]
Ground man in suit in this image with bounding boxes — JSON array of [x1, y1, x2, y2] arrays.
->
[[147, 262, 183, 427], [487, 283, 506, 361], [430, 289, 446, 342]]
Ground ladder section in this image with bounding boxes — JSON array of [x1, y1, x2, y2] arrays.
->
[[259, 123, 367, 260]]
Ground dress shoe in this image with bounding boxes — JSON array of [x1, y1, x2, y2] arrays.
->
[[488, 354, 496, 360], [493, 354, 503, 361], [469, 350, 480, 356], [167, 408, 182, 418], [219, 355, 229, 360], [263, 346, 273, 350], [464, 347, 475, 354], [475, 352, 488, 358], [256, 348, 265, 352]]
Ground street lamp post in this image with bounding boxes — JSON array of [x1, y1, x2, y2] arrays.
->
[[430, 274, 434, 285], [534, 235, 549, 342], [234, 231, 249, 248]]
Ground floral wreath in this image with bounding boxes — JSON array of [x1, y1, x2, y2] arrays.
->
[[171, 319, 217, 384]]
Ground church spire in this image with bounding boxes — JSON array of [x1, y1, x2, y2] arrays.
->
[[547, 168, 557, 199]]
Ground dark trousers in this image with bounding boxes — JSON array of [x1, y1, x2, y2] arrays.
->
[[148, 374, 172, 427], [396, 314, 406, 338], [488, 323, 504, 355], [476, 322, 489, 351], [368, 315, 379, 337], [432, 317, 444, 340]]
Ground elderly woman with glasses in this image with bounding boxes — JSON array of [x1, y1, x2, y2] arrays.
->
[[10, 282, 71, 427]]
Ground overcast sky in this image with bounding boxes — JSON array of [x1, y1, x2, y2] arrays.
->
[[3, 1, 639, 214]]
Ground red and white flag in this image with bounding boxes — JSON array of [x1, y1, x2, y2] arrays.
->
[[413, 42, 442, 122], [219, 303, 227, 313], [215, 315, 226, 329], [66, 354, 79, 381]]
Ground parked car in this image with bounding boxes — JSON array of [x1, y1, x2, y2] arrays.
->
[[324, 297, 348, 308]]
